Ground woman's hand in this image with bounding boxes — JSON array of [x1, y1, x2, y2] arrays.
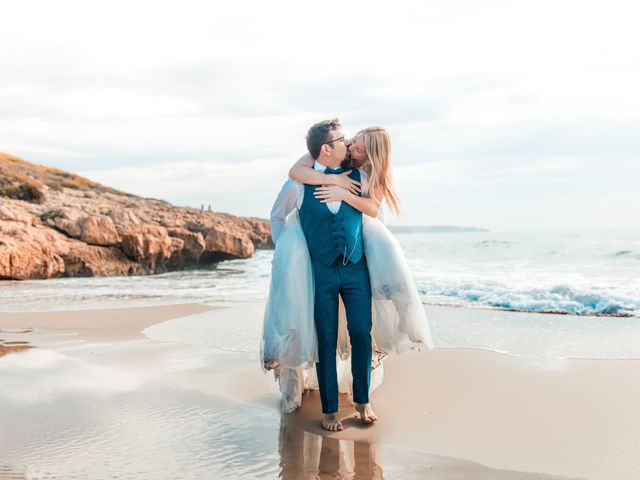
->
[[327, 170, 361, 195], [313, 185, 350, 203]]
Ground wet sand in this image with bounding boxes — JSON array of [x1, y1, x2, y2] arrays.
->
[[0, 303, 215, 340], [0, 302, 639, 479]]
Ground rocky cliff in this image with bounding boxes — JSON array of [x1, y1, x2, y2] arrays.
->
[[0, 152, 272, 280]]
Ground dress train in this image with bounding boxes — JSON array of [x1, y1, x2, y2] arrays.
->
[[260, 210, 433, 413]]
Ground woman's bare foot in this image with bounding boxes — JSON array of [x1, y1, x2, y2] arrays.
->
[[322, 413, 344, 432], [263, 359, 279, 370], [355, 403, 378, 424]]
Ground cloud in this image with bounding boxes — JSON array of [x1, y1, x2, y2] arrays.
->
[[1, 0, 639, 230]]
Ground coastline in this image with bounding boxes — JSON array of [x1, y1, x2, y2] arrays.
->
[[1, 302, 639, 479]]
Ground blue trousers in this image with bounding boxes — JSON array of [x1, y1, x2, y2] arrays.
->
[[311, 255, 372, 414]]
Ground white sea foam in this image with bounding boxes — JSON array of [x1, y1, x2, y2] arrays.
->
[[416, 278, 640, 316], [1, 229, 638, 317]]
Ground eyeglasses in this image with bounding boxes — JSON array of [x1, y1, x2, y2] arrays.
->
[[325, 135, 345, 145]]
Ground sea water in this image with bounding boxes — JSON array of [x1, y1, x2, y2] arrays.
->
[[1, 228, 639, 359], [2, 228, 637, 316]]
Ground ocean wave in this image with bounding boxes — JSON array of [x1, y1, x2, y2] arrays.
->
[[610, 249, 640, 259], [418, 281, 640, 316]]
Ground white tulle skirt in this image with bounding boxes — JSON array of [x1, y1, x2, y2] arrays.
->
[[261, 210, 433, 413]]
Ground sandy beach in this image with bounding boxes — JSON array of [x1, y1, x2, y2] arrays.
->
[[1, 302, 639, 479]]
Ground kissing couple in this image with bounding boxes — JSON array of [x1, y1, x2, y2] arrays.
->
[[261, 118, 433, 432]]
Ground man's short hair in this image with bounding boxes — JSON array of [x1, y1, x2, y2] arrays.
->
[[306, 118, 341, 159]]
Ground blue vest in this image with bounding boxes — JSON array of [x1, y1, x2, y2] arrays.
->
[[299, 167, 364, 266]]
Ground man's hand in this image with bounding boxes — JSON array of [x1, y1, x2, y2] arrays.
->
[[326, 170, 361, 195], [314, 185, 350, 203]]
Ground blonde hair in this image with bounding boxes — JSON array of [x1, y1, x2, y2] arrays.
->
[[357, 126, 403, 217]]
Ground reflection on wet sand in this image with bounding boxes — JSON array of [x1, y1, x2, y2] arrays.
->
[[276, 389, 383, 479], [279, 414, 382, 479], [0, 327, 34, 358], [278, 414, 585, 480], [276, 393, 583, 480], [0, 340, 32, 358], [0, 308, 591, 480], [0, 464, 26, 480]]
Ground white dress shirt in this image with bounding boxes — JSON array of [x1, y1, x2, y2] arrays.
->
[[270, 160, 386, 244]]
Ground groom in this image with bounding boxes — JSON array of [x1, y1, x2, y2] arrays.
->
[[270, 118, 378, 431]]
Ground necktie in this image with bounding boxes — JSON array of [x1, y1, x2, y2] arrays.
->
[[324, 166, 345, 175]]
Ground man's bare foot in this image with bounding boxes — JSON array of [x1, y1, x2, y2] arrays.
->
[[355, 403, 378, 424], [322, 412, 344, 432]]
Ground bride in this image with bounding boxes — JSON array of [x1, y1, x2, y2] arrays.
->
[[261, 124, 433, 416]]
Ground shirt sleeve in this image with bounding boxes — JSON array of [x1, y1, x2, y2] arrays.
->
[[270, 180, 302, 245]]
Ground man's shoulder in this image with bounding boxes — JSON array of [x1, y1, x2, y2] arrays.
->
[[271, 178, 303, 218], [279, 178, 303, 191]]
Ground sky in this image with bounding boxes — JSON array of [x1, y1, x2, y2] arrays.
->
[[1, 0, 639, 231]]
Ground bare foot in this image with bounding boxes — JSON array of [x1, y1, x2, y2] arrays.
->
[[263, 359, 280, 370], [371, 350, 388, 369], [355, 403, 378, 424], [322, 412, 344, 432]]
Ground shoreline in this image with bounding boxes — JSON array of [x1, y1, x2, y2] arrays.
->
[[1, 302, 640, 479], [1, 297, 636, 319], [420, 301, 639, 318]]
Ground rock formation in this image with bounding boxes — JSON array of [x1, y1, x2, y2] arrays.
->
[[0, 152, 272, 280]]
